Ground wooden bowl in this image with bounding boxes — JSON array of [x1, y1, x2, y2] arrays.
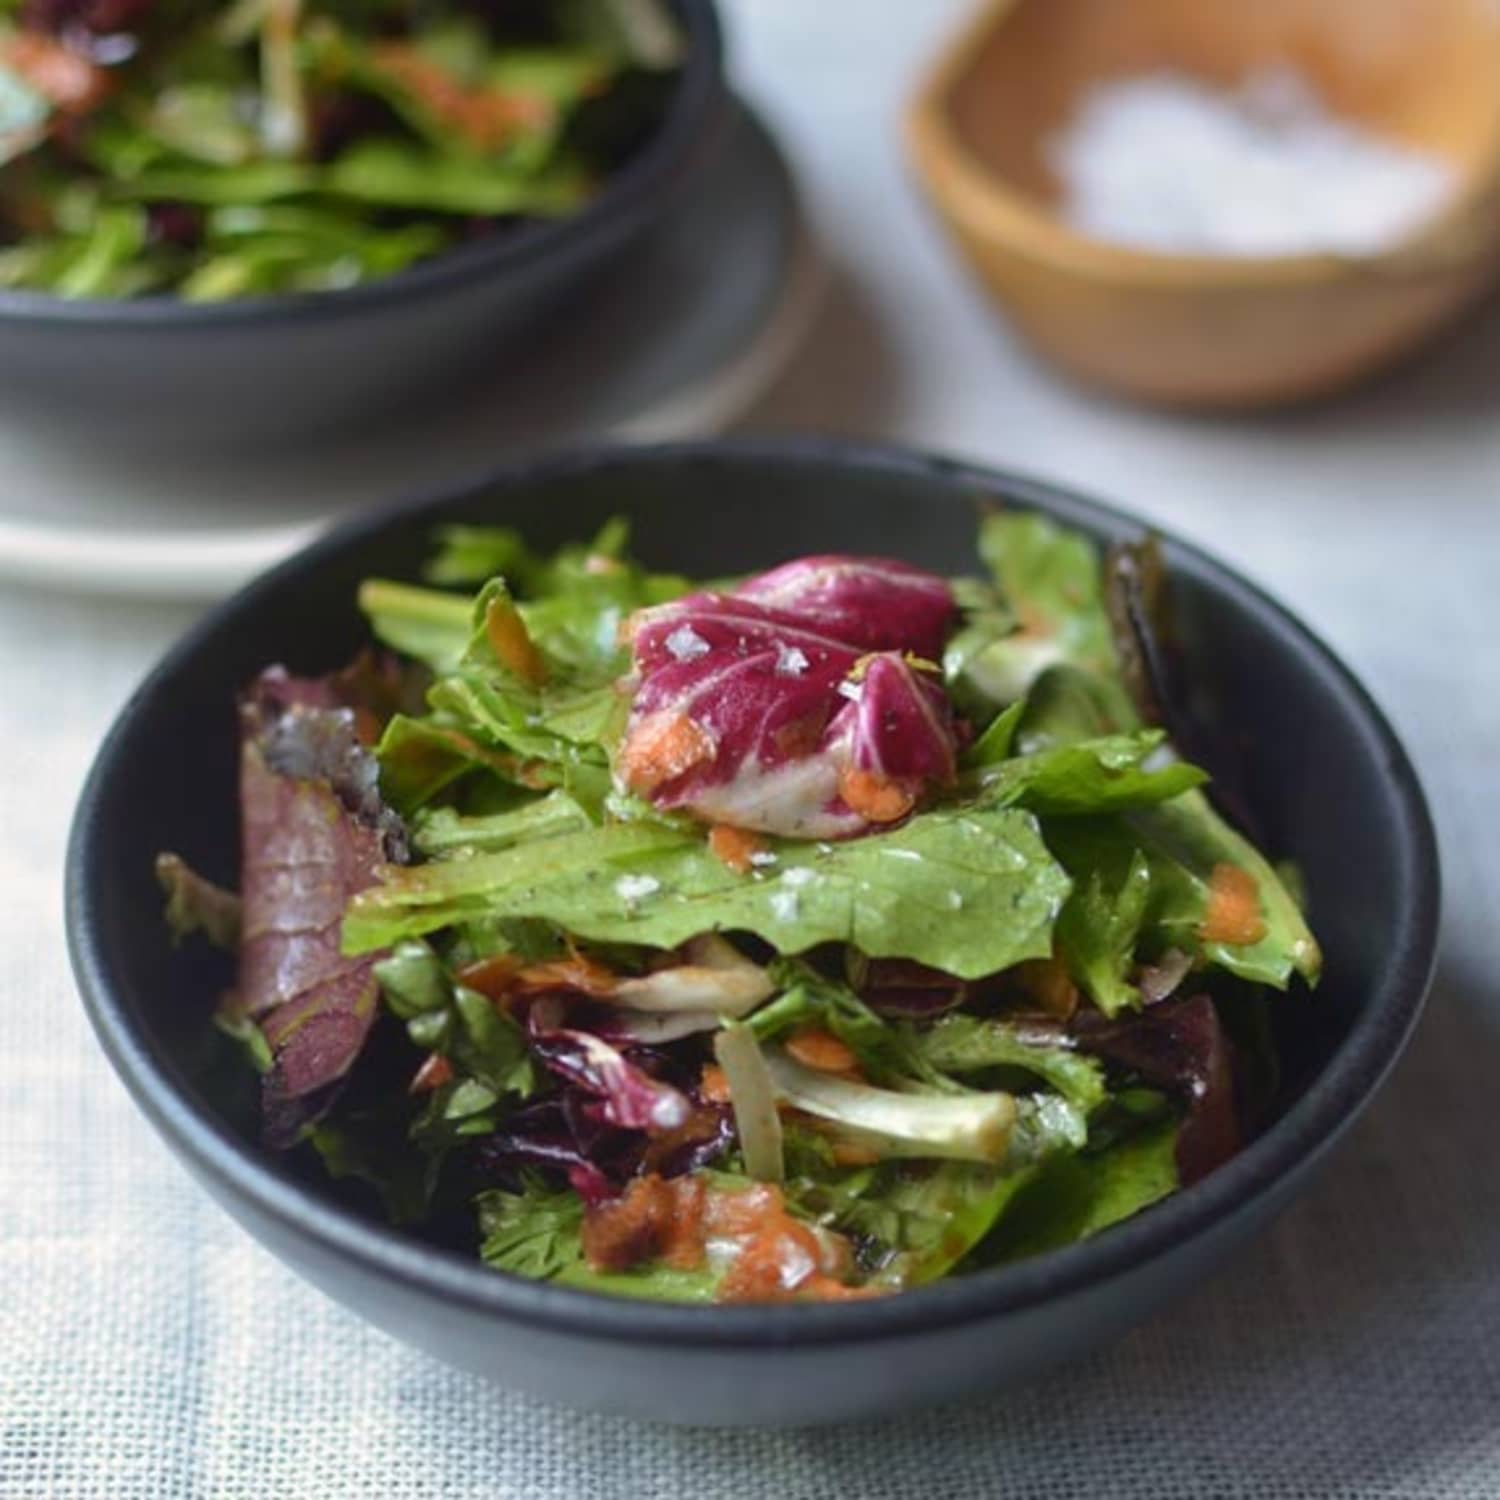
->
[[906, 0, 1500, 408]]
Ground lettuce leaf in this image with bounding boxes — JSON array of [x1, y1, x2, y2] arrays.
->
[[374, 939, 535, 1101], [750, 958, 932, 1086], [791, 1095, 1088, 1286], [975, 1117, 1181, 1264], [863, 1163, 1042, 1286], [476, 1174, 720, 1300], [1053, 850, 1153, 1015], [966, 729, 1206, 815], [359, 579, 473, 674], [477, 1175, 585, 1280], [411, 790, 594, 858], [1047, 809, 1318, 990], [908, 1014, 1108, 1113], [955, 514, 1135, 718], [343, 803, 1070, 980], [374, 715, 538, 815]]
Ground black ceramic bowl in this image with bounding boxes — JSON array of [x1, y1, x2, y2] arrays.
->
[[66, 440, 1438, 1427], [0, 1, 724, 449]]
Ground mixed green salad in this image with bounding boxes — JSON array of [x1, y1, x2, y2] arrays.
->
[[161, 512, 1320, 1303], [0, 0, 681, 298]]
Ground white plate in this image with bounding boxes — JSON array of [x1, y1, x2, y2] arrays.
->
[[0, 103, 820, 599]]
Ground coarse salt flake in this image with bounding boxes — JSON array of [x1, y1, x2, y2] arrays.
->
[[665, 625, 711, 662], [614, 874, 662, 904], [775, 644, 810, 677]]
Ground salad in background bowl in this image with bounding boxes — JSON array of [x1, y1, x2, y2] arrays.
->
[[0, 0, 686, 299], [0, 0, 724, 442], [69, 443, 1435, 1422]]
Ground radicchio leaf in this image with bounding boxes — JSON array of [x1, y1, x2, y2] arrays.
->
[[1073, 994, 1239, 1185], [853, 957, 969, 1019], [618, 557, 960, 838], [479, 1097, 623, 1206], [733, 555, 955, 659], [237, 668, 407, 1148], [827, 653, 958, 783], [525, 1001, 692, 1135]]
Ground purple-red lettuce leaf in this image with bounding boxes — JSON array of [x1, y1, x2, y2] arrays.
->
[[237, 668, 407, 1148], [1073, 993, 1239, 1184], [525, 999, 692, 1135], [618, 558, 960, 837], [733, 555, 955, 660]]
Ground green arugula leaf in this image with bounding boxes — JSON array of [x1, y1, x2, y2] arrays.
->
[[751, 959, 932, 1087], [374, 940, 536, 1098], [477, 1173, 721, 1300], [952, 513, 1136, 718], [476, 1175, 586, 1280], [909, 1014, 1108, 1112], [343, 804, 1072, 981], [1054, 850, 1153, 1015], [979, 511, 1119, 681], [412, 789, 594, 858], [375, 714, 538, 815], [865, 1163, 1043, 1287], [1129, 791, 1321, 985], [1046, 805, 1319, 990], [960, 698, 1025, 769], [976, 1118, 1181, 1265], [359, 579, 473, 674], [968, 730, 1207, 815]]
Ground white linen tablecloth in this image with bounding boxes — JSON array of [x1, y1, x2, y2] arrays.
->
[[4, 3, 1499, 1494]]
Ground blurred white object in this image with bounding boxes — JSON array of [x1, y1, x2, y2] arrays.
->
[[1050, 66, 1460, 257]]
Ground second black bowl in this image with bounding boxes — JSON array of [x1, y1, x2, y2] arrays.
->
[[66, 439, 1438, 1425], [0, 0, 725, 449]]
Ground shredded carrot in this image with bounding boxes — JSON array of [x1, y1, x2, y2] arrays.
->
[[484, 595, 547, 685], [837, 767, 916, 824], [784, 1027, 861, 1076], [698, 1063, 732, 1104], [370, 43, 548, 151], [408, 1053, 453, 1094], [830, 1142, 882, 1168], [1, 33, 109, 112], [617, 711, 715, 794], [1200, 863, 1267, 946], [708, 824, 767, 874], [460, 949, 620, 1000], [512, 951, 619, 997], [455, 953, 523, 998], [1015, 956, 1080, 1020]]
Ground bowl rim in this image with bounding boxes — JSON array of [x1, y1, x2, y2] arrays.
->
[[0, 0, 724, 330], [905, 0, 1500, 289], [65, 436, 1440, 1350]]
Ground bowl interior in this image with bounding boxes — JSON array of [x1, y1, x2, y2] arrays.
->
[[941, 0, 1500, 216], [70, 443, 1434, 1286]]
